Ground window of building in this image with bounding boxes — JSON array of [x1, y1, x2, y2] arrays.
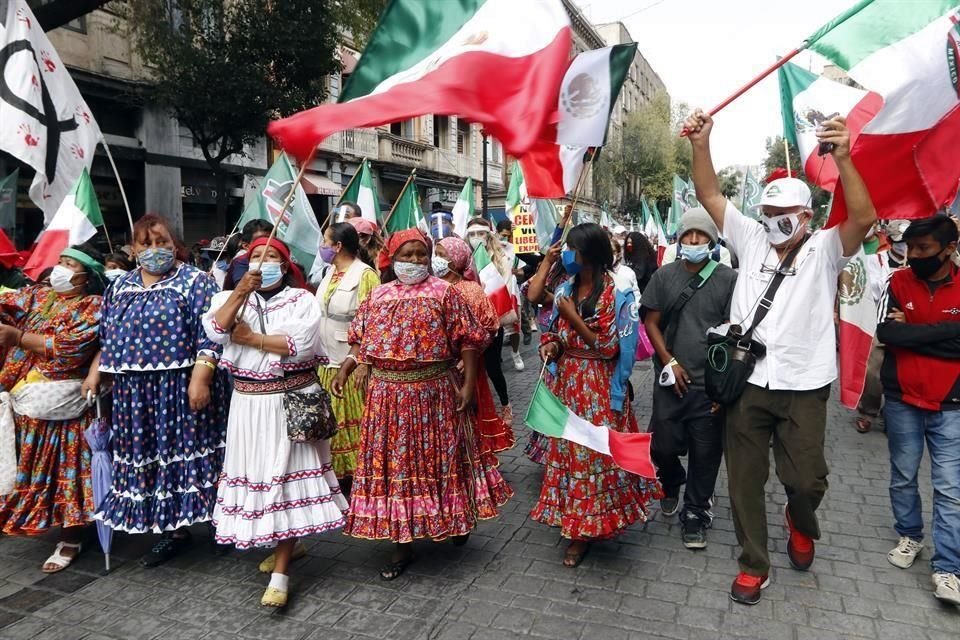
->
[[390, 120, 414, 139], [433, 115, 450, 149], [456, 119, 471, 155], [28, 0, 87, 32]]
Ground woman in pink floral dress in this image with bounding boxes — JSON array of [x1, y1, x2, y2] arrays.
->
[[333, 229, 512, 580]]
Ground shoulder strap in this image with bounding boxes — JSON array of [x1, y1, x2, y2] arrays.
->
[[662, 260, 719, 349], [744, 236, 808, 339]]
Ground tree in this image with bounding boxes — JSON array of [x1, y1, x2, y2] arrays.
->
[[718, 167, 742, 200], [123, 0, 358, 225], [31, 0, 111, 31]]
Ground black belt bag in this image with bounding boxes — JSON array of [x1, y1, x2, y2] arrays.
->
[[705, 237, 807, 406]]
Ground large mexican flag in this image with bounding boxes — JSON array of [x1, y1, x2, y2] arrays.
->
[[268, 0, 571, 162], [801, 0, 960, 224], [521, 44, 637, 198], [337, 159, 380, 224]]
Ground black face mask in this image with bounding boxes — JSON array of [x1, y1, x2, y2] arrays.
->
[[908, 252, 948, 280]]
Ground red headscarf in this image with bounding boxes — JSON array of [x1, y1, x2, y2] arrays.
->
[[246, 237, 307, 289], [386, 228, 429, 259], [347, 217, 378, 237], [438, 236, 478, 282]]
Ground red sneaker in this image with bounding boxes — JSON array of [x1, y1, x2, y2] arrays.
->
[[729, 572, 770, 605], [785, 504, 815, 571]]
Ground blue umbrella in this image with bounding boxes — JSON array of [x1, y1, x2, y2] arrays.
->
[[83, 393, 113, 573]]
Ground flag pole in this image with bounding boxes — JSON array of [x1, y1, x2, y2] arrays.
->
[[784, 138, 792, 175], [382, 169, 416, 235], [101, 226, 114, 254], [323, 158, 367, 233], [562, 149, 595, 239], [100, 138, 136, 238], [253, 148, 316, 273]]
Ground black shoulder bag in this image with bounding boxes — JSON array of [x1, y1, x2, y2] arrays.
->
[[659, 260, 719, 353], [705, 237, 807, 405]]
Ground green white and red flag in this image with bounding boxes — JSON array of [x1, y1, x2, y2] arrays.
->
[[521, 44, 637, 198], [473, 242, 514, 323], [23, 169, 102, 280], [837, 248, 878, 409], [525, 380, 656, 479], [337, 159, 380, 224], [800, 0, 960, 224], [268, 0, 571, 162]]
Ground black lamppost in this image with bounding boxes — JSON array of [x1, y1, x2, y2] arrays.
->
[[481, 130, 489, 220]]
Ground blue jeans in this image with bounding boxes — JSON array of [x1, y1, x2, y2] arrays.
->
[[884, 399, 960, 575]]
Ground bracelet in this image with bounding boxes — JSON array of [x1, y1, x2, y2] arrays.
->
[[259, 335, 265, 351], [196, 359, 216, 371], [343, 354, 359, 366], [16, 330, 24, 348], [665, 357, 678, 368]]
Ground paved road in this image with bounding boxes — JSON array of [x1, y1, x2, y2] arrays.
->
[[1, 340, 957, 640]]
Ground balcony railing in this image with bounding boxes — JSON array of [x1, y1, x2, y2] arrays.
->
[[318, 128, 379, 159]]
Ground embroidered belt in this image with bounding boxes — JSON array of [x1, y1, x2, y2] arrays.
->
[[233, 370, 317, 395], [371, 362, 450, 383], [564, 348, 607, 360]]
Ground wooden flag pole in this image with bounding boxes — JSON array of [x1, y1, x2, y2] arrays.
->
[[381, 169, 416, 235], [784, 138, 792, 175], [323, 158, 367, 233], [561, 149, 596, 240], [252, 148, 316, 273], [100, 226, 114, 254], [100, 138, 136, 239]]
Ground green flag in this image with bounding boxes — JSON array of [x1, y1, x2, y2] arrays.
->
[[337, 159, 380, 224], [505, 162, 524, 217], [669, 175, 689, 236], [386, 173, 422, 234], [741, 169, 762, 218], [238, 153, 321, 271], [0, 169, 17, 234]]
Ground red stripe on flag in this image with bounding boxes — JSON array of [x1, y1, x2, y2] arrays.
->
[[838, 320, 875, 410], [488, 286, 515, 320], [607, 430, 657, 480], [520, 139, 567, 199], [826, 96, 960, 227], [804, 92, 883, 194], [23, 229, 70, 281], [268, 29, 572, 162]]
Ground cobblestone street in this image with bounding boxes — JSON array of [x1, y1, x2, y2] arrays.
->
[[1, 341, 957, 640]]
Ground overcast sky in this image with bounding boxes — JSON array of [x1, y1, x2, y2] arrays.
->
[[581, 0, 854, 170]]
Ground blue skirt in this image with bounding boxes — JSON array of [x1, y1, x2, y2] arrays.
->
[[95, 368, 228, 533]]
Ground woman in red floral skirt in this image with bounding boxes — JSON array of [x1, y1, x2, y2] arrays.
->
[[531, 223, 659, 567]]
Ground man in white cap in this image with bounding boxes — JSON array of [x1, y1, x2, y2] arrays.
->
[[642, 207, 737, 550], [684, 109, 876, 605]]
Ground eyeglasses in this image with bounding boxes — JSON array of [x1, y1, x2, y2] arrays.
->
[[759, 263, 798, 276]]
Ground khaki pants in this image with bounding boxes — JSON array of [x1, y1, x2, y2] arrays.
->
[[725, 383, 830, 576], [857, 338, 884, 419]]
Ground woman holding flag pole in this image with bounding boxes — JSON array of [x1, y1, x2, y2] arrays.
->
[[530, 223, 658, 567]]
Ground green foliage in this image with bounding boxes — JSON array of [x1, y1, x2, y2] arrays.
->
[[125, 0, 342, 169], [762, 135, 832, 216], [718, 167, 742, 200], [332, 0, 388, 48]]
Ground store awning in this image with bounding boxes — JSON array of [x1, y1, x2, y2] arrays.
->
[[301, 174, 341, 197]]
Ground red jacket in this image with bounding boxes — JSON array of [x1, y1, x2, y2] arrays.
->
[[878, 266, 960, 411]]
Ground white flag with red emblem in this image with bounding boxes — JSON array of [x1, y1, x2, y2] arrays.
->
[[0, 0, 102, 221]]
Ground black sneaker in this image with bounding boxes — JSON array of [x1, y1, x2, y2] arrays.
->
[[140, 532, 192, 568], [682, 516, 707, 550], [660, 496, 680, 517]]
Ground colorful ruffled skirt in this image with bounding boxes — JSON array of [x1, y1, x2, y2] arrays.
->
[[212, 383, 347, 549], [95, 369, 228, 534], [0, 412, 95, 534], [475, 366, 514, 457], [344, 361, 513, 543], [317, 366, 363, 478]]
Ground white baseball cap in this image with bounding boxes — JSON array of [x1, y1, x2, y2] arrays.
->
[[755, 178, 812, 211]]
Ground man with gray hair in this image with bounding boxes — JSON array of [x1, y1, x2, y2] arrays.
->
[[685, 109, 876, 605], [642, 207, 737, 550]]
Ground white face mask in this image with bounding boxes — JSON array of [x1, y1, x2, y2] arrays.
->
[[467, 235, 484, 250], [431, 255, 450, 277], [394, 261, 430, 285], [50, 265, 78, 293], [762, 213, 804, 246], [104, 268, 127, 282]]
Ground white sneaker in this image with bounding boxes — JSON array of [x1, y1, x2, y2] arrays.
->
[[887, 536, 924, 569], [511, 351, 524, 371], [932, 572, 960, 606]]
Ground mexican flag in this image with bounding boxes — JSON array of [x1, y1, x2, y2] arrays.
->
[[641, 198, 660, 242], [337, 159, 380, 224], [838, 249, 878, 409], [23, 169, 102, 280], [385, 174, 423, 234], [505, 162, 526, 215], [473, 242, 514, 323], [801, 0, 960, 224], [451, 178, 475, 238], [268, 0, 571, 162], [668, 175, 689, 236], [525, 380, 656, 479], [740, 168, 763, 217], [238, 153, 321, 272], [521, 44, 637, 198]]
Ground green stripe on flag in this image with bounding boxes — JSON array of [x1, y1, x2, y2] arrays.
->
[[74, 168, 104, 227], [473, 241, 493, 270], [605, 43, 637, 141], [777, 62, 818, 150], [524, 380, 569, 438], [340, 0, 486, 102], [806, 0, 959, 70]]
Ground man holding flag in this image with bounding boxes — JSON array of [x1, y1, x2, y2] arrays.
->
[[685, 109, 876, 605]]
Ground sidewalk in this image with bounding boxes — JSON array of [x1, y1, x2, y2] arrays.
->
[[0, 342, 957, 639]]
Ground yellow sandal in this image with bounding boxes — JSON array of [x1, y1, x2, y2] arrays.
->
[[258, 541, 307, 573], [260, 586, 288, 608]]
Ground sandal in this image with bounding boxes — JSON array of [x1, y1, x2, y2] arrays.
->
[[563, 541, 590, 568], [855, 417, 872, 434], [42, 542, 82, 574], [260, 586, 288, 608], [379, 553, 414, 581], [258, 541, 307, 574]]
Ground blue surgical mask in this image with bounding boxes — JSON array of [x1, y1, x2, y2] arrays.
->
[[104, 268, 127, 282], [259, 262, 284, 288], [431, 255, 451, 277], [394, 261, 430, 285], [561, 249, 581, 275], [680, 243, 711, 264], [138, 247, 175, 275]]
